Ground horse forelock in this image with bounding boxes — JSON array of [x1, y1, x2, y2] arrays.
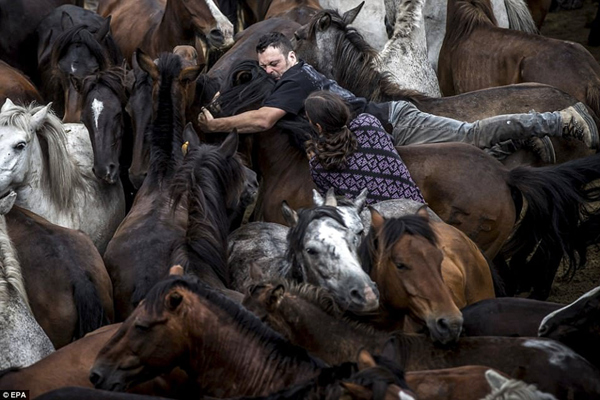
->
[[0, 215, 29, 313], [0, 104, 84, 208], [144, 275, 325, 366], [50, 25, 109, 72], [446, 0, 497, 48], [80, 67, 128, 107]]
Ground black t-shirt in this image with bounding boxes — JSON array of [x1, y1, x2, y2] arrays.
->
[[263, 60, 370, 117]]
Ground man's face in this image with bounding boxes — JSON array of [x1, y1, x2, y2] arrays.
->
[[258, 46, 296, 80]]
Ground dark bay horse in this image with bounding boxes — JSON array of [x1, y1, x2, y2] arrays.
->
[[36, 5, 122, 122], [6, 206, 114, 349], [209, 59, 600, 300], [0, 61, 43, 107], [438, 0, 600, 118], [292, 5, 595, 166], [97, 0, 234, 63], [241, 280, 600, 399]]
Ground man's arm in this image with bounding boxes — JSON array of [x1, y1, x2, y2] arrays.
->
[[197, 106, 287, 134]]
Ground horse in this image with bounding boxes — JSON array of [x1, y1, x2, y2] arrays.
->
[[241, 280, 600, 399], [36, 5, 122, 122], [97, 0, 234, 65], [378, 0, 442, 97], [208, 59, 600, 300], [0, 191, 55, 369], [90, 273, 330, 397], [0, 0, 83, 81], [0, 99, 125, 254], [422, 0, 539, 73], [538, 285, 600, 369], [6, 205, 114, 349], [0, 61, 43, 107], [460, 298, 562, 338], [292, 5, 594, 166], [438, 0, 600, 119], [525, 0, 552, 29], [229, 188, 379, 313], [482, 369, 558, 400]]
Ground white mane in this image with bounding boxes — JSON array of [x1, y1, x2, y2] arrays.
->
[[482, 370, 558, 400]]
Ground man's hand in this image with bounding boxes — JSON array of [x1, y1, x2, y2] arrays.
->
[[197, 107, 215, 132]]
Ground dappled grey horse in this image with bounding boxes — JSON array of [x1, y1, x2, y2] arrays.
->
[[228, 188, 379, 312], [0, 191, 54, 369]]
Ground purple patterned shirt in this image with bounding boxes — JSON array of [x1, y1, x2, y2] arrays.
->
[[310, 113, 425, 205]]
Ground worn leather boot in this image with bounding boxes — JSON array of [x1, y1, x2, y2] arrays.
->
[[559, 102, 599, 149]]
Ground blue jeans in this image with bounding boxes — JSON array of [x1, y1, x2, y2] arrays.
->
[[388, 101, 562, 156]]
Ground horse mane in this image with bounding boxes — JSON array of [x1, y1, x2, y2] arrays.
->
[[79, 66, 128, 107], [352, 354, 411, 397], [145, 274, 327, 368], [0, 103, 86, 208], [0, 215, 29, 313], [482, 375, 557, 400], [147, 53, 185, 186], [445, 0, 498, 50], [50, 25, 111, 73], [359, 215, 438, 275], [169, 143, 246, 286], [285, 206, 347, 281]]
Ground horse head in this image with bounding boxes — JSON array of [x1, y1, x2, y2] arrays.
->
[[362, 208, 464, 344], [283, 189, 379, 313], [173, 0, 234, 52]]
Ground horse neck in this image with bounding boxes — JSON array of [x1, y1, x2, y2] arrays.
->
[[153, 0, 194, 54], [188, 302, 323, 397]]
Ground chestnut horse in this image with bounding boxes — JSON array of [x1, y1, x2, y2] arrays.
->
[[241, 280, 600, 399], [97, 0, 234, 64], [0, 61, 42, 107], [438, 0, 600, 119]]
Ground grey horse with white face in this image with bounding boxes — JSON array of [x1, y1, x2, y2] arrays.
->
[[228, 188, 379, 312]]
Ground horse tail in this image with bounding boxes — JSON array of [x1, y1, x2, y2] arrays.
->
[[585, 83, 600, 120], [504, 0, 538, 34], [504, 153, 600, 295], [71, 266, 108, 340]]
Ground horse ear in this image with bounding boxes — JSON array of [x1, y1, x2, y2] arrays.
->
[[167, 291, 184, 311], [369, 207, 384, 232], [179, 66, 202, 85], [218, 131, 239, 158], [485, 369, 509, 390], [318, 13, 332, 31], [343, 1, 364, 25], [266, 284, 285, 310], [281, 200, 299, 227], [30, 104, 51, 132], [95, 15, 112, 41], [1, 98, 16, 113], [354, 188, 369, 212], [169, 265, 184, 276], [340, 382, 371, 399], [183, 122, 200, 149], [416, 205, 429, 221], [312, 189, 325, 207], [357, 348, 377, 370], [136, 49, 159, 81], [61, 11, 74, 31], [324, 187, 337, 207]]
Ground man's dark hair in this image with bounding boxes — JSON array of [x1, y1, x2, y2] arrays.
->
[[256, 32, 294, 54]]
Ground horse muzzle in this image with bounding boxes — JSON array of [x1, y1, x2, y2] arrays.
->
[[426, 315, 464, 345]]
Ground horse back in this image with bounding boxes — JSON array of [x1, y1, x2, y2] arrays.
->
[[0, 61, 42, 106]]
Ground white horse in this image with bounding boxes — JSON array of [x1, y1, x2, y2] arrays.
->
[[320, 0, 389, 50], [422, 0, 538, 74], [0, 191, 54, 369], [482, 369, 558, 400], [378, 0, 442, 97], [0, 99, 125, 254]]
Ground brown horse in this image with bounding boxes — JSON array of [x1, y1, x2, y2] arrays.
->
[[97, 0, 234, 63], [6, 206, 113, 349], [238, 0, 321, 27], [293, 6, 595, 166], [438, 0, 600, 119], [241, 280, 600, 399], [0, 61, 43, 107], [90, 274, 328, 397], [525, 0, 551, 29]]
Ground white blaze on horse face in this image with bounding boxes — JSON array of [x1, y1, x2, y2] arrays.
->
[[71, 63, 76, 74], [538, 285, 600, 335], [522, 339, 584, 368], [400, 391, 416, 400], [92, 98, 104, 129]]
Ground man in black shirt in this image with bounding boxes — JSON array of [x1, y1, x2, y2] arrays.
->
[[197, 32, 599, 163]]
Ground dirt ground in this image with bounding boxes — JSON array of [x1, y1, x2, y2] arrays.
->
[[530, 0, 600, 303]]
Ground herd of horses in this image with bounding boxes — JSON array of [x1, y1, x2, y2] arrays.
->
[[2, 0, 600, 399]]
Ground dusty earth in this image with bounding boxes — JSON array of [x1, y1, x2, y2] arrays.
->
[[531, 0, 600, 303]]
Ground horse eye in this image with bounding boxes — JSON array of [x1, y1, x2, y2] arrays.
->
[[306, 247, 318, 256], [135, 323, 150, 332], [14, 142, 26, 151], [396, 263, 408, 270]]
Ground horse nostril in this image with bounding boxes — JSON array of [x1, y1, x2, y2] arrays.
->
[[350, 288, 364, 302], [209, 29, 224, 42], [539, 325, 548, 336], [89, 370, 102, 386], [436, 317, 450, 332]]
